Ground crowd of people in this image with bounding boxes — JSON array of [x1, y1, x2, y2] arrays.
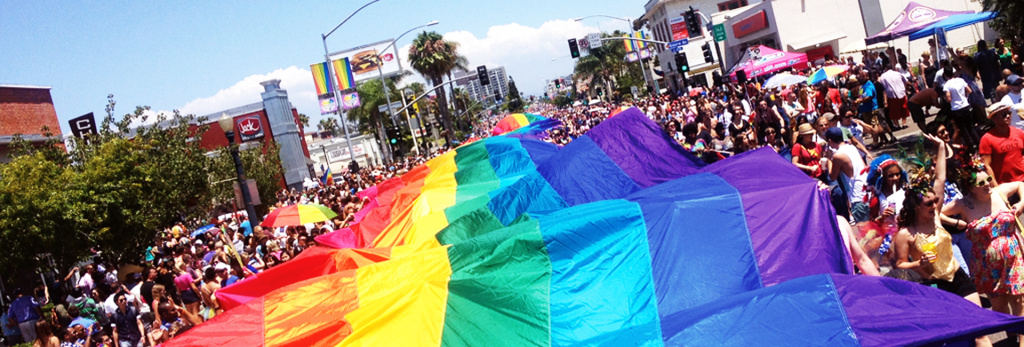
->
[[3, 38, 1024, 347]]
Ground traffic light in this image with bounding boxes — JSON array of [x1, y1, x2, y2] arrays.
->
[[554, 79, 560, 88], [568, 38, 580, 58], [477, 65, 490, 86], [684, 7, 701, 37], [675, 52, 689, 73], [701, 42, 713, 63], [386, 126, 399, 144]]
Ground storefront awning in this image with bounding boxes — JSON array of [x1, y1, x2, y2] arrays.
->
[[787, 32, 846, 51]]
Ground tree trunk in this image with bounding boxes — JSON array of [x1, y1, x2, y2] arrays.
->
[[433, 76, 454, 147], [373, 111, 392, 165]]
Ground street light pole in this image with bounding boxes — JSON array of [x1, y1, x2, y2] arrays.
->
[[218, 114, 260, 225], [373, 20, 438, 163], [321, 0, 381, 173]]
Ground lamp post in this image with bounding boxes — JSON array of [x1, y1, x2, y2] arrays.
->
[[321, 0, 381, 173], [218, 113, 260, 225], [374, 20, 438, 163]]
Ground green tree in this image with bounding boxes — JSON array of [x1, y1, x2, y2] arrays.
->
[[0, 95, 215, 275], [298, 113, 310, 130], [977, 0, 1023, 40], [409, 31, 461, 146], [317, 118, 340, 137], [573, 31, 642, 101], [506, 76, 524, 113]]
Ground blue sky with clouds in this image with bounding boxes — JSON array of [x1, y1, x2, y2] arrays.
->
[[1, 0, 642, 134]]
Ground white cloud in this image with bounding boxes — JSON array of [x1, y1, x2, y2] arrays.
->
[[441, 20, 598, 96], [178, 66, 318, 120], [168, 20, 602, 127]]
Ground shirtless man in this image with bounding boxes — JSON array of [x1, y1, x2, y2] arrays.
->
[[198, 267, 222, 321]]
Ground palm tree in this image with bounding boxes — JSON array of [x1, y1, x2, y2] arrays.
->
[[298, 113, 310, 129], [574, 30, 638, 101], [317, 118, 339, 137], [408, 31, 460, 146]]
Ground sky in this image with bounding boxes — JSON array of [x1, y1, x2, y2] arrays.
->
[[0, 0, 643, 134]]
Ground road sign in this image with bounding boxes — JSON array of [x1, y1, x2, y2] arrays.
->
[[713, 24, 726, 42], [377, 101, 403, 114], [587, 33, 602, 49], [668, 39, 689, 53]]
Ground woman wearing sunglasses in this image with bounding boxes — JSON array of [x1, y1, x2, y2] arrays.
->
[[941, 158, 1024, 333], [893, 134, 994, 347]]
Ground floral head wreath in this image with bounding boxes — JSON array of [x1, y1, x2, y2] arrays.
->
[[956, 156, 987, 186], [907, 167, 934, 197]]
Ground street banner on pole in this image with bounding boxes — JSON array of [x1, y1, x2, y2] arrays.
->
[[319, 96, 338, 115], [233, 179, 262, 208], [310, 62, 334, 96], [341, 92, 361, 110]]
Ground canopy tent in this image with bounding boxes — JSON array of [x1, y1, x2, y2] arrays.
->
[[839, 41, 889, 54], [908, 12, 997, 41], [728, 45, 809, 82], [865, 2, 972, 44]]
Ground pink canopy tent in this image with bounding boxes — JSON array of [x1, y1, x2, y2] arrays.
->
[[728, 45, 809, 82]]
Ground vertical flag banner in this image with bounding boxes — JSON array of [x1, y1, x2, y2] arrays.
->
[[321, 166, 333, 186], [634, 31, 647, 50], [320, 96, 338, 115], [341, 92, 361, 110], [333, 57, 357, 91], [310, 62, 333, 96], [624, 32, 647, 53]]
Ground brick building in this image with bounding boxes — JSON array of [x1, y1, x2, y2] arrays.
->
[[0, 84, 63, 162]]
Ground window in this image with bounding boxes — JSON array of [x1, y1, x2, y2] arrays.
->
[[718, 0, 748, 11]]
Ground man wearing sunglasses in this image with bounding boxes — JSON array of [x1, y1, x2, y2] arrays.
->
[[980, 103, 1024, 184]]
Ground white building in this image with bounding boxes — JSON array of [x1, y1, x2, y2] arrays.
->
[[545, 75, 574, 98], [642, 0, 997, 93], [453, 66, 509, 104], [306, 134, 383, 176]]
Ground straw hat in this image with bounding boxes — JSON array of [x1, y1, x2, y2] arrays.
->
[[798, 123, 815, 135], [987, 103, 1010, 118]]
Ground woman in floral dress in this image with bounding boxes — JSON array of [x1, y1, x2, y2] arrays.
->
[[941, 159, 1024, 347]]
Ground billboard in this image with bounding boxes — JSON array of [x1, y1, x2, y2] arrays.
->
[[328, 39, 403, 83]]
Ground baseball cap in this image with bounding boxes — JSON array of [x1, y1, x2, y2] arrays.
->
[[822, 112, 836, 122], [1006, 74, 1023, 86], [825, 127, 845, 143], [215, 263, 230, 272]]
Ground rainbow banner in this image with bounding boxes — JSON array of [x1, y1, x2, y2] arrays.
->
[[624, 31, 647, 52], [320, 166, 332, 186], [309, 62, 333, 96], [167, 108, 1024, 347], [333, 57, 356, 91]]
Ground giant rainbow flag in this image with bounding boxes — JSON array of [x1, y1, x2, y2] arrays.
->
[[491, 113, 561, 136], [169, 108, 1024, 346]]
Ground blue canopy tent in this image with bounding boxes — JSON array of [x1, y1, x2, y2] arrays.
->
[[908, 12, 997, 41]]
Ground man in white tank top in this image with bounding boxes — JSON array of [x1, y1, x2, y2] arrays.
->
[[824, 127, 870, 224]]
